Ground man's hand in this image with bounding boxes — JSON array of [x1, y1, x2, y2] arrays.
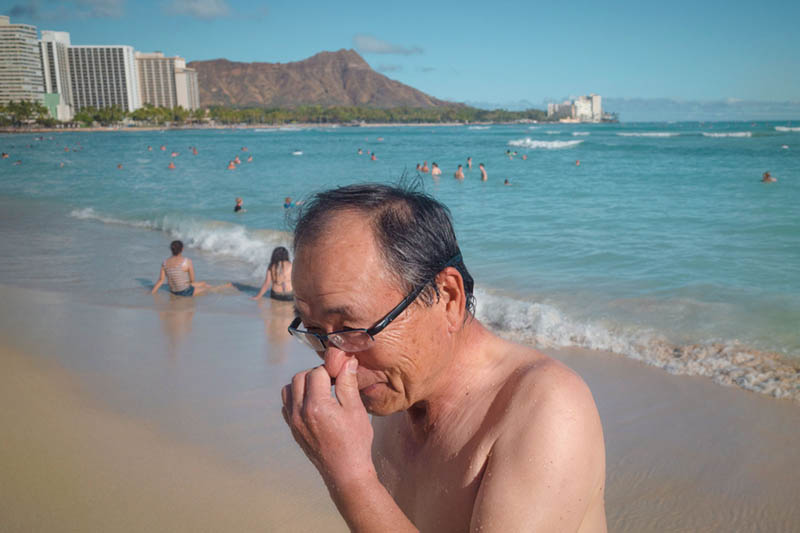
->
[[281, 359, 375, 489]]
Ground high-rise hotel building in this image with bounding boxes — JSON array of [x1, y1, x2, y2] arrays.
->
[[0, 15, 44, 105], [68, 45, 141, 112], [135, 52, 199, 110], [39, 30, 73, 120]]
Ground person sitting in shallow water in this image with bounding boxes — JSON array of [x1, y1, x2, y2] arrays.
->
[[252, 246, 293, 301], [151, 240, 227, 297]]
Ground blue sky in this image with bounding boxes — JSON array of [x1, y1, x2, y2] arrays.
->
[[5, 0, 800, 115]]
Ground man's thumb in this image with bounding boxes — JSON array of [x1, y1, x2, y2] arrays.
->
[[335, 358, 361, 409]]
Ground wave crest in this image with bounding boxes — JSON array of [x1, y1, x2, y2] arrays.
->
[[508, 138, 583, 149], [702, 132, 752, 138], [474, 289, 800, 402], [617, 132, 679, 137], [775, 126, 800, 132]]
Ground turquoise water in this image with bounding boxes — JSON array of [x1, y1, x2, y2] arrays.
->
[[1, 121, 798, 399]]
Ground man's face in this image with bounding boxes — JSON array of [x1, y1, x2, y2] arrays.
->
[[292, 211, 450, 416]]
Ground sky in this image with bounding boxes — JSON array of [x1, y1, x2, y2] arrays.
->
[[4, 0, 800, 119]]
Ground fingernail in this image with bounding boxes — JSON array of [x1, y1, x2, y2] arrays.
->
[[347, 359, 357, 374]]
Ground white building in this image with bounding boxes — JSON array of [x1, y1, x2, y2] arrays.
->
[[67, 45, 140, 112], [39, 30, 73, 121], [0, 15, 44, 106], [136, 51, 199, 110], [547, 94, 603, 122]]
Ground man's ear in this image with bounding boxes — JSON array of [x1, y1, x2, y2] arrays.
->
[[438, 267, 466, 332]]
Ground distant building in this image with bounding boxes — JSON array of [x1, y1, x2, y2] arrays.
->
[[547, 94, 603, 122], [136, 51, 199, 110], [0, 15, 45, 106], [39, 30, 73, 121], [68, 45, 141, 112]]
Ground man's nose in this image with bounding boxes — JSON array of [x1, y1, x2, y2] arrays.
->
[[322, 345, 353, 379]]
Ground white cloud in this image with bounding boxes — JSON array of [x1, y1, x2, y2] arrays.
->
[[353, 34, 423, 55], [9, 0, 125, 19], [164, 0, 231, 19]]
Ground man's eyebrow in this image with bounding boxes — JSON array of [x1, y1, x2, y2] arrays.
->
[[292, 304, 359, 321]]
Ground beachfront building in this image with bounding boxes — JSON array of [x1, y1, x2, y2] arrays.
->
[[136, 52, 199, 110], [547, 94, 603, 122], [67, 45, 141, 112], [38, 30, 73, 121], [0, 15, 45, 106]]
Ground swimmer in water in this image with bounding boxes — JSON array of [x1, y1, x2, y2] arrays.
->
[[467, 156, 472, 169], [504, 179, 511, 186], [284, 196, 304, 209], [234, 155, 241, 165], [522, 154, 527, 160], [416, 163, 422, 172], [241, 147, 248, 151], [117, 163, 123, 169], [234, 197, 245, 213], [576, 160, 581, 166], [227, 161, 236, 170], [479, 163, 487, 181], [431, 162, 442, 176], [168, 161, 176, 170], [59, 162, 64, 167], [454, 164, 464, 180], [147, 145, 153, 151], [247, 155, 253, 162], [192, 147, 198, 155], [171, 151, 179, 157], [761, 171, 777, 183], [371, 153, 377, 161], [421, 161, 429, 173], [160, 145, 166, 151], [358, 148, 363, 155], [1, 152, 8, 159]]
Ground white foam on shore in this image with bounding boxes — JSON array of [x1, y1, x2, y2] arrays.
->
[[474, 288, 800, 402], [702, 132, 752, 138], [508, 138, 583, 149], [468, 126, 490, 130], [775, 126, 800, 132], [617, 132, 680, 137], [70, 208, 291, 270]]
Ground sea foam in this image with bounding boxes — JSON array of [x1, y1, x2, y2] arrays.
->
[[508, 138, 583, 149], [617, 132, 680, 137], [572, 132, 590, 136], [70, 208, 291, 271], [474, 288, 800, 402], [468, 126, 490, 130], [775, 126, 800, 132], [702, 132, 752, 138]]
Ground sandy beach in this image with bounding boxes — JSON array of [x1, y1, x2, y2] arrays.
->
[[1, 283, 798, 532]]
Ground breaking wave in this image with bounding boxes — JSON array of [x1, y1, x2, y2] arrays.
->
[[572, 132, 590, 136], [775, 126, 800, 132], [702, 132, 752, 138], [617, 132, 680, 137], [474, 288, 800, 402], [70, 208, 291, 270], [508, 138, 583, 149], [468, 126, 490, 130]]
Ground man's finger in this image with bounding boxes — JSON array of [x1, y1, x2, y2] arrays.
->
[[334, 358, 364, 410], [290, 371, 308, 413], [305, 365, 333, 404]]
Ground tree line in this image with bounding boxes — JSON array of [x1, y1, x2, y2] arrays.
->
[[1, 100, 549, 128]]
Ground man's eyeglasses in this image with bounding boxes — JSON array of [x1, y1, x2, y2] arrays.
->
[[288, 253, 462, 353]]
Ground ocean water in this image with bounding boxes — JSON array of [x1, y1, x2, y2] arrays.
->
[[1, 121, 798, 400]]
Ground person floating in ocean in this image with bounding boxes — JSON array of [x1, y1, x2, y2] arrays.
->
[[192, 146, 198, 155], [64, 147, 69, 152], [421, 161, 429, 173], [147, 145, 153, 151], [251, 246, 293, 301], [576, 159, 581, 166], [358, 148, 363, 155], [281, 183, 606, 532], [171, 151, 179, 157], [241, 146, 248, 152], [151, 240, 228, 297], [522, 154, 528, 161], [13, 160, 21, 166], [160, 145, 166, 151], [761, 171, 777, 183], [247, 155, 253, 162], [227, 161, 236, 170], [234, 155, 241, 165], [431, 162, 442, 176], [416, 163, 422, 172], [234, 197, 245, 213], [371, 152, 377, 161], [168, 161, 176, 170], [467, 156, 472, 169], [454, 164, 464, 180], [504, 178, 511, 185], [506, 150, 513, 160], [284, 196, 303, 209], [1, 152, 8, 159], [117, 163, 123, 169], [479, 162, 488, 181]]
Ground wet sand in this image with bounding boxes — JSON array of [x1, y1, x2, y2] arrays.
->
[[1, 284, 799, 531]]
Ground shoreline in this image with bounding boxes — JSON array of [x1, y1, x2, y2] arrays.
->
[[0, 283, 799, 531]]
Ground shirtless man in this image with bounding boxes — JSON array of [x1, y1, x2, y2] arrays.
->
[[479, 162, 488, 181], [454, 164, 464, 179], [431, 162, 442, 176], [421, 161, 429, 173], [282, 184, 606, 532], [467, 156, 472, 169]]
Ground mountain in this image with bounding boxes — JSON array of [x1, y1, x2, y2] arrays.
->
[[188, 49, 455, 108]]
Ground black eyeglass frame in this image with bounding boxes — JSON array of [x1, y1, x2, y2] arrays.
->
[[288, 253, 463, 352]]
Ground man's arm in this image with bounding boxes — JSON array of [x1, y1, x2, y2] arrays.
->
[[282, 360, 418, 532], [470, 363, 606, 533]]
